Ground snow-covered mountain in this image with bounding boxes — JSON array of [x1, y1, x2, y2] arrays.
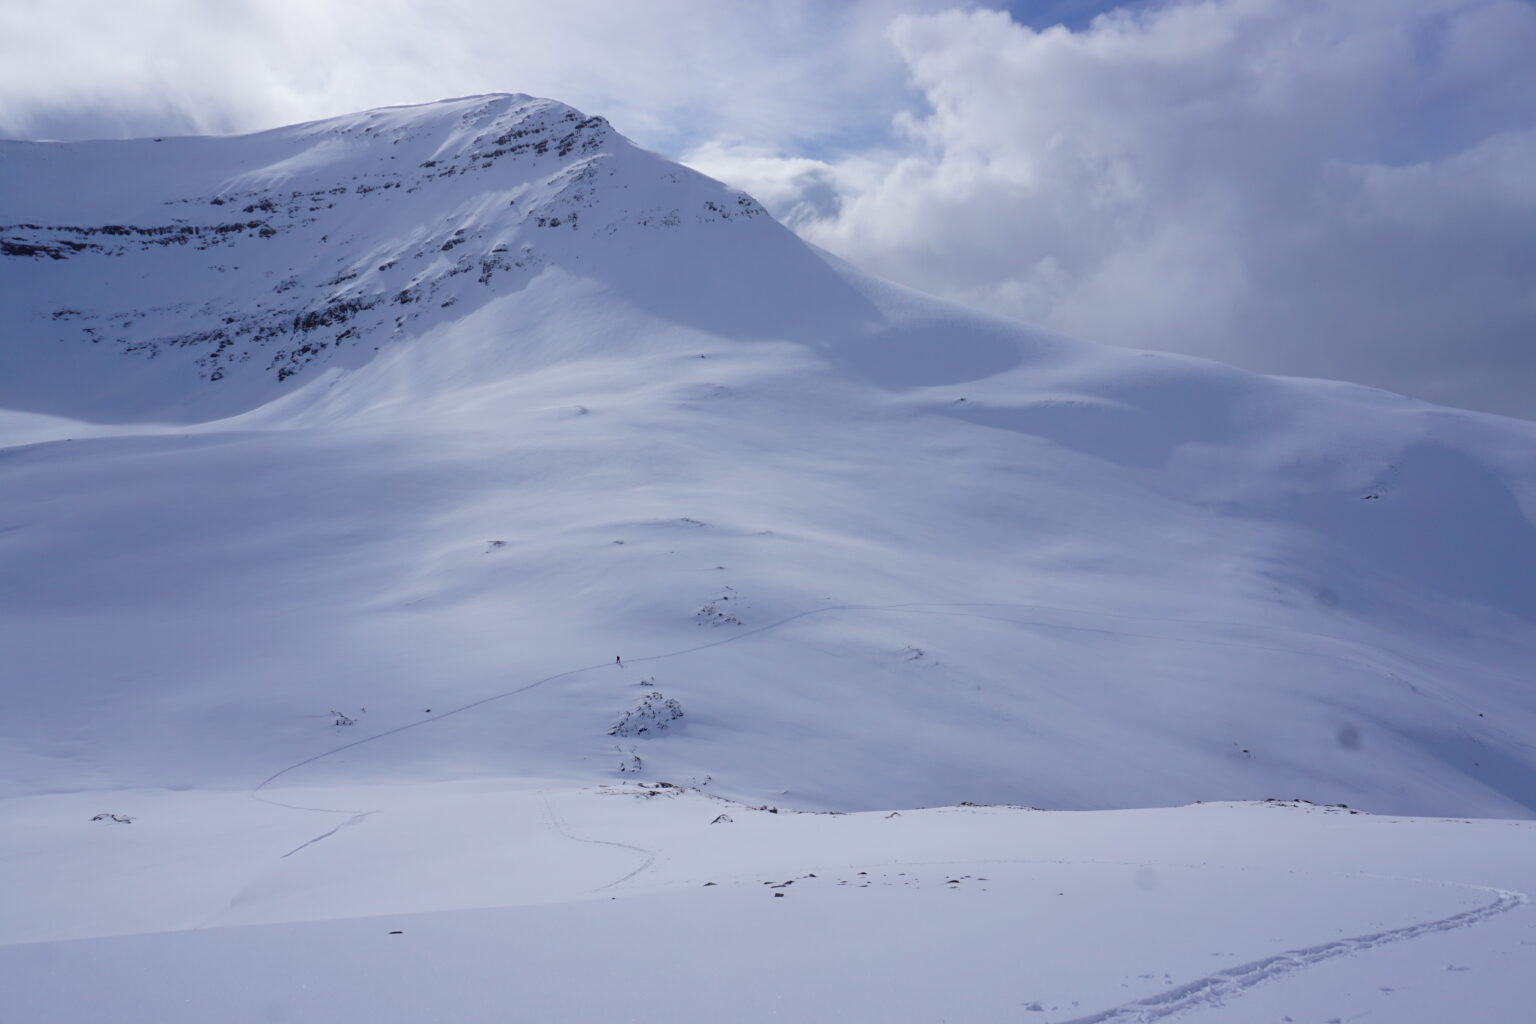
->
[[7, 92, 1536, 1024], [4, 93, 1535, 819], [0, 94, 792, 420]]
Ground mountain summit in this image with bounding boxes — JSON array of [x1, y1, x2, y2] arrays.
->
[[1, 93, 860, 421], [2, 95, 1535, 819]]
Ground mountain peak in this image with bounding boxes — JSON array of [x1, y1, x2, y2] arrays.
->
[[0, 93, 789, 420]]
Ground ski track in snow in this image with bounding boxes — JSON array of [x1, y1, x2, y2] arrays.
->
[[1053, 883, 1530, 1024], [537, 791, 657, 891], [278, 812, 376, 859], [240, 594, 1533, 1011], [245, 591, 1532, 962], [245, 592, 1419, 816]]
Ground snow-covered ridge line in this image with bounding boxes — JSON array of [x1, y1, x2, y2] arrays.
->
[[1, 94, 765, 407]]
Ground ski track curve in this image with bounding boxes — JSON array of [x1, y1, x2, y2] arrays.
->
[[537, 791, 657, 892], [1052, 882, 1530, 1024]]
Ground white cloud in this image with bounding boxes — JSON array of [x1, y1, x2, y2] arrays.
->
[[0, 0, 943, 152], [692, 0, 1536, 418]]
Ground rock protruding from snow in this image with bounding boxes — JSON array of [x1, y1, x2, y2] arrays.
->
[[610, 692, 685, 738]]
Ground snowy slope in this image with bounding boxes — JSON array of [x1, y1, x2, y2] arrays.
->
[[0, 94, 808, 421], [3, 94, 1535, 821], [6, 91, 1536, 1024], [4, 784, 1535, 1023]]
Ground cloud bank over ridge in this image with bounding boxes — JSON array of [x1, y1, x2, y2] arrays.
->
[[692, 0, 1536, 418], [3, 0, 1533, 417]]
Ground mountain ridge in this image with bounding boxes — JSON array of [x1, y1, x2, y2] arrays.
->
[[1, 93, 816, 421], [2, 95, 1535, 819]]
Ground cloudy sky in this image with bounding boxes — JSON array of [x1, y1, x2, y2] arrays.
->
[[4, 0, 1534, 418]]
